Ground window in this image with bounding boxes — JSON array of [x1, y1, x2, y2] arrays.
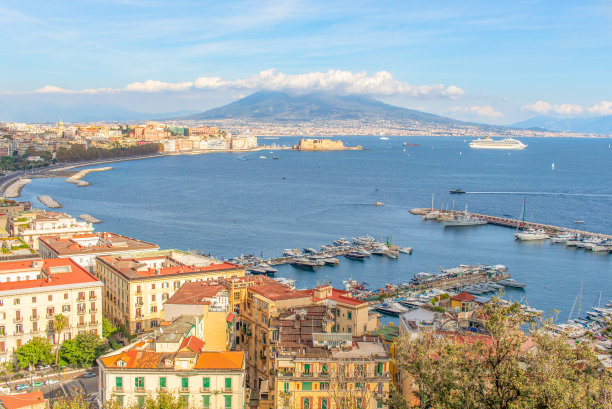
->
[[48, 295, 52, 301], [115, 377, 123, 389], [64, 333, 70, 340], [348, 311, 352, 320], [321, 364, 328, 375], [202, 377, 210, 389], [319, 382, 329, 390], [224, 377, 232, 390], [303, 364, 311, 375], [135, 377, 144, 390], [0, 327, 4, 336], [0, 342, 4, 352], [223, 395, 231, 409], [16, 339, 21, 348], [151, 320, 158, 328], [162, 294, 169, 300], [31, 297, 36, 303], [15, 324, 23, 334], [151, 284, 156, 290], [89, 290, 96, 299], [136, 396, 145, 408], [377, 399, 383, 408], [202, 395, 210, 408], [302, 397, 311, 409], [159, 377, 166, 388], [62, 305, 70, 312], [376, 363, 384, 375], [321, 398, 329, 409], [283, 382, 289, 392], [151, 295, 156, 302], [13, 299, 19, 305], [302, 382, 312, 391], [181, 377, 189, 390], [115, 396, 124, 405], [32, 322, 38, 332], [180, 396, 189, 408], [151, 306, 157, 313], [356, 398, 363, 409], [65, 293, 70, 300]]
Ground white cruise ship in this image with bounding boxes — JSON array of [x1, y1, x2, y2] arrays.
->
[[469, 137, 527, 150]]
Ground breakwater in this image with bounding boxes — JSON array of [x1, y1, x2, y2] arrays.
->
[[66, 167, 112, 186], [38, 195, 61, 208], [79, 214, 101, 223], [4, 179, 31, 198], [410, 208, 612, 240]]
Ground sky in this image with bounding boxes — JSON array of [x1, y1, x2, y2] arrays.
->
[[0, 0, 611, 124]]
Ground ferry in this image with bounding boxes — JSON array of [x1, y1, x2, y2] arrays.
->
[[469, 137, 527, 150]]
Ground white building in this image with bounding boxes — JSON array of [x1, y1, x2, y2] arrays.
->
[[9, 211, 94, 250]]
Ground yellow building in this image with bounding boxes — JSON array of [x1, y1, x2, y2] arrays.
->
[[272, 306, 391, 409], [93, 250, 244, 334]]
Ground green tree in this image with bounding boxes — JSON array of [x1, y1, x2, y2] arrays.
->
[[60, 333, 105, 367], [53, 313, 68, 367], [15, 337, 53, 369], [102, 391, 189, 409], [102, 318, 117, 338], [394, 298, 612, 409]]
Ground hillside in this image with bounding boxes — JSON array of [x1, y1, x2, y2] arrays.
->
[[512, 115, 612, 134]]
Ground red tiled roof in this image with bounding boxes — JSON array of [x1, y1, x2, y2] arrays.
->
[[304, 288, 366, 306], [451, 292, 477, 302], [0, 391, 44, 409], [226, 312, 235, 322], [195, 351, 244, 369], [38, 232, 158, 256], [179, 336, 204, 353], [164, 282, 225, 305], [249, 282, 311, 301], [0, 258, 100, 292]]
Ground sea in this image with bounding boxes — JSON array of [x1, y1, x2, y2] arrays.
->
[[19, 136, 612, 325]]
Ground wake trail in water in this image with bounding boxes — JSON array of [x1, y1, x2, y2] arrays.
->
[[467, 192, 612, 198]]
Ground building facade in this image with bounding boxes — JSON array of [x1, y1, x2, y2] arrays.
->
[[9, 211, 94, 250], [94, 251, 245, 334], [0, 258, 103, 362]]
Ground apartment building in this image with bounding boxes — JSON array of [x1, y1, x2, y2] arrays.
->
[[98, 315, 247, 409], [94, 250, 244, 334], [0, 258, 103, 362], [9, 211, 94, 250], [272, 306, 391, 409], [38, 232, 159, 273]]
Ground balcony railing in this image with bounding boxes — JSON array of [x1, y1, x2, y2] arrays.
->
[[89, 308, 97, 313], [200, 387, 210, 393], [223, 388, 232, 393], [77, 310, 86, 315], [77, 322, 87, 327], [135, 386, 145, 392], [156, 387, 167, 393], [113, 386, 123, 392], [179, 387, 189, 393], [135, 300, 144, 306], [46, 314, 54, 319], [77, 297, 85, 302], [277, 372, 294, 378], [30, 316, 39, 321], [89, 295, 97, 300]]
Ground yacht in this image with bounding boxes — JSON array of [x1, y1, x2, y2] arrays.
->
[[375, 302, 409, 316], [345, 252, 367, 260], [551, 232, 574, 243], [399, 247, 413, 254], [469, 137, 527, 150], [515, 228, 549, 241], [497, 278, 527, 288]]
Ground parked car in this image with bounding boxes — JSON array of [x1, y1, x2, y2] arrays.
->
[[82, 372, 96, 379], [15, 384, 29, 391], [45, 379, 60, 385]]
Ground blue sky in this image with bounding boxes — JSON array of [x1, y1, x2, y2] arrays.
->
[[1, 0, 611, 123]]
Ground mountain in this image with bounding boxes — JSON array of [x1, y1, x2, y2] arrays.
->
[[512, 115, 612, 134], [181, 90, 476, 126]]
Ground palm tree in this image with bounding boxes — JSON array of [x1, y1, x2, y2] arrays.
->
[[53, 314, 68, 367]]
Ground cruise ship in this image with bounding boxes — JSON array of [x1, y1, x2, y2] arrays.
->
[[469, 137, 527, 150]]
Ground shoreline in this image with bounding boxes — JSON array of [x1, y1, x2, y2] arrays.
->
[[4, 178, 32, 198], [66, 167, 112, 186]]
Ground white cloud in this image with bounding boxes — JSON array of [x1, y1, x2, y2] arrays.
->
[[588, 101, 612, 116], [29, 69, 465, 99], [452, 105, 502, 118], [521, 100, 583, 115]]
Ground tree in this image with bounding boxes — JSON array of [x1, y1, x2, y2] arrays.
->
[[102, 318, 117, 338], [328, 360, 379, 409], [103, 391, 188, 409], [15, 337, 53, 369], [53, 313, 68, 367], [0, 362, 14, 387], [394, 297, 612, 409], [60, 333, 105, 367]]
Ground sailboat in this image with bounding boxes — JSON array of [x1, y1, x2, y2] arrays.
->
[[514, 197, 549, 241], [552, 162, 555, 170], [423, 193, 440, 220]]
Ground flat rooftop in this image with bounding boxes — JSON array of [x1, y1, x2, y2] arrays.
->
[[38, 232, 158, 256], [0, 258, 101, 292]]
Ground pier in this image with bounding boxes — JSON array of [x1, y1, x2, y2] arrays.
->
[[79, 214, 102, 223], [38, 195, 62, 208], [66, 166, 112, 187], [410, 208, 612, 240], [4, 179, 31, 198]]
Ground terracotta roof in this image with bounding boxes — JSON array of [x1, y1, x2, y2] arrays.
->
[[195, 351, 244, 369], [451, 292, 477, 302], [305, 288, 366, 306], [0, 391, 44, 409], [179, 336, 204, 353], [0, 258, 101, 292], [165, 282, 226, 305], [226, 312, 235, 322], [249, 281, 311, 301]]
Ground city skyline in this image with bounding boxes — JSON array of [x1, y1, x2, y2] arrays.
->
[[1, 0, 611, 124]]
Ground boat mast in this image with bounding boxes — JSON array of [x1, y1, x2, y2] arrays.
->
[[431, 193, 434, 211], [568, 281, 583, 322], [516, 196, 526, 232]]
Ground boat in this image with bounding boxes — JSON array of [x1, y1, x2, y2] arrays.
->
[[323, 257, 339, 265], [374, 202, 384, 206], [379, 137, 390, 140], [399, 247, 413, 254], [258, 263, 278, 274], [551, 232, 574, 243], [497, 278, 527, 288], [303, 248, 317, 254], [283, 249, 302, 257], [384, 250, 399, 259], [272, 156, 279, 160], [469, 136, 527, 150], [443, 205, 487, 227], [551, 162, 555, 170], [565, 235, 582, 247], [449, 189, 465, 194], [290, 258, 317, 269], [574, 220, 585, 224], [590, 239, 612, 253], [333, 238, 350, 246], [403, 143, 419, 147], [375, 301, 409, 316], [345, 252, 366, 260], [259, 155, 267, 159], [513, 197, 548, 241]]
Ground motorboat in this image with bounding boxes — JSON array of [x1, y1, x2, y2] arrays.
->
[[449, 189, 465, 194], [497, 278, 527, 288], [444, 205, 487, 227], [514, 228, 549, 241], [398, 247, 413, 254], [345, 252, 367, 260], [375, 302, 409, 316], [290, 258, 317, 269], [551, 232, 574, 243], [303, 248, 317, 254]]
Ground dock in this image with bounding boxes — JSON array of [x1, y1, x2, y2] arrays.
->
[[38, 195, 61, 208], [79, 214, 101, 223], [410, 208, 612, 240]]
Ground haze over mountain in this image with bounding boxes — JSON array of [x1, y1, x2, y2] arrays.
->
[[182, 91, 458, 123], [511, 115, 612, 134]]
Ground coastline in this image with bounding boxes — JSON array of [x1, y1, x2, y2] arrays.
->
[[4, 178, 32, 198], [66, 167, 112, 187]]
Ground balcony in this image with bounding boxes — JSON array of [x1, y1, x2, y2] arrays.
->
[[277, 372, 294, 378], [30, 329, 40, 334], [30, 316, 39, 321], [77, 310, 86, 315], [77, 297, 85, 302], [46, 314, 54, 319], [135, 314, 144, 319], [89, 295, 97, 300], [179, 387, 189, 393], [135, 300, 144, 306], [89, 308, 97, 314], [113, 386, 123, 392], [135, 386, 145, 392], [223, 388, 232, 393], [200, 387, 210, 393], [13, 317, 23, 323], [77, 322, 87, 328], [156, 387, 167, 393]]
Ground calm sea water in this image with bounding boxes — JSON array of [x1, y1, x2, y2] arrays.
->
[[20, 136, 612, 322]]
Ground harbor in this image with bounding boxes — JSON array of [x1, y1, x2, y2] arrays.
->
[[411, 207, 612, 252]]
